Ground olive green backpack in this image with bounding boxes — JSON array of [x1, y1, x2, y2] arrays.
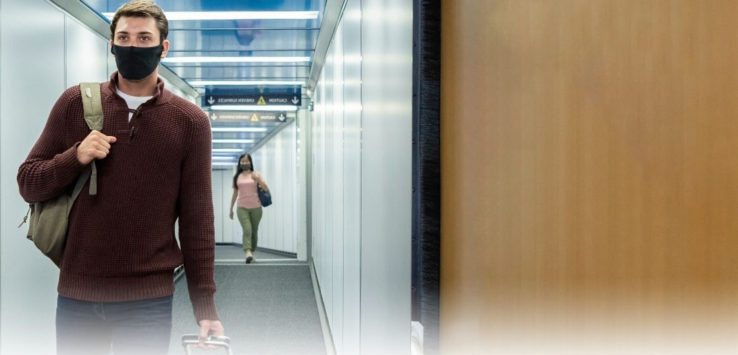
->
[[18, 82, 103, 266]]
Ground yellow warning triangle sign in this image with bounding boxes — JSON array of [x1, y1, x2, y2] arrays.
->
[[250, 113, 259, 122], [257, 96, 266, 105]]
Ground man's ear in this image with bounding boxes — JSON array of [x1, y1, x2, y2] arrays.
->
[[161, 39, 170, 58], [109, 39, 114, 53]]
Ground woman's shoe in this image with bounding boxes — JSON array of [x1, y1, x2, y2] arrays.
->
[[246, 256, 253, 264]]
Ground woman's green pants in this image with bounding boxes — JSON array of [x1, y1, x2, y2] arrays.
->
[[237, 207, 263, 252]]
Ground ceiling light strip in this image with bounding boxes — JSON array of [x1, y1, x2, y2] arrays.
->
[[103, 11, 319, 21], [212, 148, 247, 153], [211, 127, 269, 133], [169, 28, 321, 32], [163, 57, 311, 64], [190, 80, 305, 86], [212, 139, 256, 144]]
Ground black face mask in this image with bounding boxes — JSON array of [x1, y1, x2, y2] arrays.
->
[[240, 164, 252, 171], [111, 44, 164, 80]]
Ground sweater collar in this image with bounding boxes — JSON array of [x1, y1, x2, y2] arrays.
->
[[103, 71, 171, 106]]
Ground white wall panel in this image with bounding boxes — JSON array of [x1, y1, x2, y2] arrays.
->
[[0, 1, 108, 354], [219, 168, 235, 245], [330, 22, 346, 353], [313, 68, 330, 321], [341, 1, 363, 353], [296, 109, 309, 260], [212, 170, 225, 243], [359, 0, 413, 353], [213, 169, 238, 245], [309, 1, 364, 353], [247, 122, 299, 255], [65, 15, 108, 86], [310, 0, 413, 354], [322, 39, 336, 329]]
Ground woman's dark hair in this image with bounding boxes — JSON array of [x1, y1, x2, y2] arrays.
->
[[232, 153, 254, 188]]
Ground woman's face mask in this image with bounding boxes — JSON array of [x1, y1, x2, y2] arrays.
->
[[111, 44, 164, 80], [240, 163, 252, 171]]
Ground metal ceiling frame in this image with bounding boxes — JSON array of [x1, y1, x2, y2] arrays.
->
[[170, 27, 321, 32], [306, 0, 349, 93], [167, 49, 316, 53]]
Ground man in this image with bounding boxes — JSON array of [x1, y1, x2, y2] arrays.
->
[[17, 1, 224, 354]]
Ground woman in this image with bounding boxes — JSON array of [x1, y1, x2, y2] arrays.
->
[[229, 153, 269, 263]]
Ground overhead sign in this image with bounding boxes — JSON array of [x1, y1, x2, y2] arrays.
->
[[204, 94, 301, 106], [203, 87, 302, 107], [209, 112, 293, 123]]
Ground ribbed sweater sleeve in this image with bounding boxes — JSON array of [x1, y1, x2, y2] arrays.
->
[[177, 106, 219, 323], [17, 87, 87, 202]]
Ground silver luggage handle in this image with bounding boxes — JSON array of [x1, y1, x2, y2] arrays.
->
[[182, 335, 232, 355]]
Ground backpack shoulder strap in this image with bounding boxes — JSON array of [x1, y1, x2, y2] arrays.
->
[[79, 83, 103, 131], [79, 83, 103, 195]]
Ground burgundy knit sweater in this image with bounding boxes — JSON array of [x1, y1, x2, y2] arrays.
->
[[17, 73, 218, 322]]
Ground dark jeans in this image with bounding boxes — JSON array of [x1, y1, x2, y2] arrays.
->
[[56, 295, 173, 355]]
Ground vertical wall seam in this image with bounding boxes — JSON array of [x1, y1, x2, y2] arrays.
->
[[63, 14, 68, 87], [0, 0, 4, 340], [356, 1, 364, 353]]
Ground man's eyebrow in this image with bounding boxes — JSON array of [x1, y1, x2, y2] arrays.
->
[[115, 31, 154, 36]]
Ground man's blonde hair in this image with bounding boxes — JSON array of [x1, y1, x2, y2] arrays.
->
[[109, 0, 168, 42]]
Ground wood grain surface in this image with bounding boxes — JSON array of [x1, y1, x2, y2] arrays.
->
[[441, 1, 738, 353]]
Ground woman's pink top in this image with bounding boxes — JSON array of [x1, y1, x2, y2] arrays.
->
[[237, 173, 261, 208]]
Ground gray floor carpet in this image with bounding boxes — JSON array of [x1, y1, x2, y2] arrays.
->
[[215, 244, 295, 262], [169, 264, 326, 355]]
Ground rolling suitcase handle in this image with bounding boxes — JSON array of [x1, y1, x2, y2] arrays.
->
[[182, 335, 232, 355]]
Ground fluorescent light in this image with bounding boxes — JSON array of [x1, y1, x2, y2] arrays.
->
[[103, 11, 319, 21], [212, 156, 236, 160], [212, 148, 245, 153], [163, 57, 310, 64], [212, 162, 237, 167], [211, 127, 269, 133], [210, 105, 299, 112], [213, 139, 255, 144], [190, 80, 305, 86]]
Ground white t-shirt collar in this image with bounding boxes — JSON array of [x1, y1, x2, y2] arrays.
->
[[116, 88, 153, 122]]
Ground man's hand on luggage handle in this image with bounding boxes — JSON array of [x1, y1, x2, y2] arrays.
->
[[198, 319, 225, 349]]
